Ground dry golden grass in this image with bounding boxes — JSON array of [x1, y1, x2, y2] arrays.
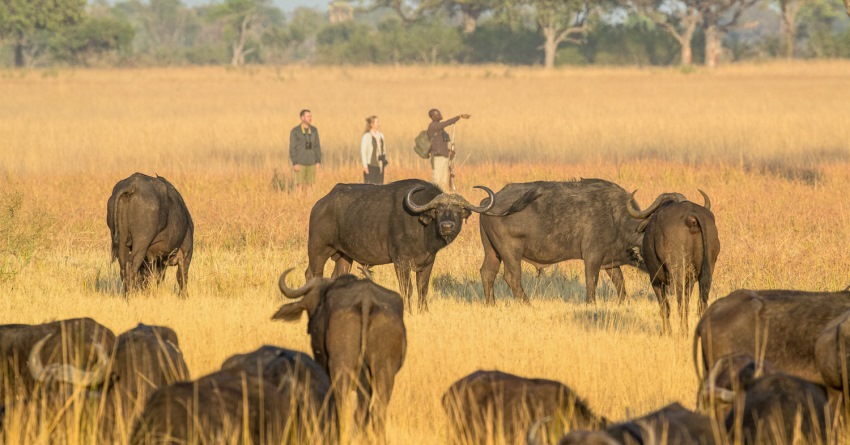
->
[[1, 62, 850, 444]]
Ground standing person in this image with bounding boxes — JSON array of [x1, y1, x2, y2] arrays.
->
[[361, 115, 388, 185], [427, 109, 470, 192], [289, 109, 322, 192]]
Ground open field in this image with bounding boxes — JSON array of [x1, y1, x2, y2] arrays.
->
[[2, 62, 850, 443]]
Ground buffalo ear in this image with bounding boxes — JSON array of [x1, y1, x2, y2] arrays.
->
[[462, 208, 472, 220], [272, 302, 306, 322], [418, 209, 435, 225]]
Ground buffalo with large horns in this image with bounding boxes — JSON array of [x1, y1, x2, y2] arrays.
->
[[0, 318, 115, 401], [628, 190, 719, 335], [107, 172, 194, 296], [272, 269, 406, 443], [306, 179, 494, 311]]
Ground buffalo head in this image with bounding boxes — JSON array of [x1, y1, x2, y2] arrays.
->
[[270, 269, 332, 322], [404, 185, 495, 242], [627, 189, 711, 233]]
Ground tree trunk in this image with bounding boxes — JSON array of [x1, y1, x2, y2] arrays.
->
[[780, 1, 800, 59], [704, 23, 722, 68], [681, 44, 693, 66], [543, 27, 558, 69], [14, 32, 25, 68], [462, 12, 477, 35], [844, 0, 850, 17]]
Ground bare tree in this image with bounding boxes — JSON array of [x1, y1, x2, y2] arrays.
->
[[629, 0, 701, 65]]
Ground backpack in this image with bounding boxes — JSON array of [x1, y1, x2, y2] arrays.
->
[[413, 130, 431, 159]]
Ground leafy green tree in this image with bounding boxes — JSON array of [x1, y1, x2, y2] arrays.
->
[[263, 6, 323, 63], [50, 16, 134, 65], [0, 0, 86, 67]]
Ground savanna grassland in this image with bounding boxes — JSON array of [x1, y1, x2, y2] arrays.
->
[[1, 62, 850, 444]]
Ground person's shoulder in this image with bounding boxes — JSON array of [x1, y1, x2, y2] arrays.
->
[[290, 125, 301, 133]]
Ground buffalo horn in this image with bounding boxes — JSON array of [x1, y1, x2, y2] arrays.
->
[[628, 192, 685, 220], [525, 416, 552, 445], [405, 186, 439, 213], [28, 333, 110, 386], [278, 268, 315, 299], [698, 189, 711, 210], [464, 186, 496, 214]]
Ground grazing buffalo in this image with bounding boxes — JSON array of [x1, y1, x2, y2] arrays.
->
[[697, 352, 776, 423], [479, 179, 650, 305], [545, 403, 715, 445], [220, 345, 334, 436], [110, 324, 189, 419], [722, 374, 829, 444], [0, 318, 114, 400], [130, 369, 291, 445], [306, 179, 494, 311], [107, 173, 193, 296], [694, 289, 850, 387], [628, 190, 719, 335], [443, 370, 604, 445], [272, 269, 406, 442]]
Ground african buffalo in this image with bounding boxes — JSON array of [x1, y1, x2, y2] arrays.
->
[[110, 324, 189, 419], [443, 370, 604, 445], [220, 345, 334, 437], [628, 190, 719, 335], [544, 403, 715, 445], [272, 269, 406, 442], [130, 369, 291, 445], [0, 318, 114, 401], [107, 173, 193, 295], [306, 179, 494, 311], [694, 289, 850, 387], [697, 352, 776, 424], [721, 373, 829, 444], [479, 179, 655, 305]]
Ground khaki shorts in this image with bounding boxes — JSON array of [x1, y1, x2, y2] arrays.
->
[[295, 164, 316, 185]]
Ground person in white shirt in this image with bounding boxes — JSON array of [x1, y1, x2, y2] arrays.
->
[[361, 115, 387, 184]]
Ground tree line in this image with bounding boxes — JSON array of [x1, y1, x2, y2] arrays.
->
[[0, 0, 848, 68]]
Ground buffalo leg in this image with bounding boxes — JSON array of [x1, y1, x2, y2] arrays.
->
[[369, 367, 396, 444], [332, 255, 353, 278], [605, 267, 627, 304], [126, 235, 155, 293], [583, 258, 603, 304], [394, 265, 414, 312], [503, 256, 530, 304], [415, 262, 434, 312], [479, 250, 501, 306], [653, 282, 672, 335], [176, 249, 190, 297], [306, 246, 335, 280]]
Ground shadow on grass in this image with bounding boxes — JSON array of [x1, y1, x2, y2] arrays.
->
[[431, 267, 649, 305]]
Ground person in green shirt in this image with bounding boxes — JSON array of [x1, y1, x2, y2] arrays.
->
[[289, 109, 322, 191]]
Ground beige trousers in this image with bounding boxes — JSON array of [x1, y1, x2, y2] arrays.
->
[[431, 156, 450, 192]]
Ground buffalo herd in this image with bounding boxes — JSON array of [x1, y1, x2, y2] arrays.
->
[[3, 170, 850, 444]]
